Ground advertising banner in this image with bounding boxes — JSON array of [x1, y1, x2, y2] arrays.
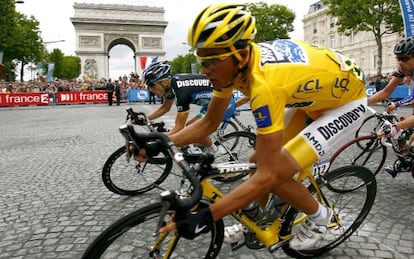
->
[[56, 91, 109, 104], [399, 0, 414, 37], [0, 93, 50, 106]]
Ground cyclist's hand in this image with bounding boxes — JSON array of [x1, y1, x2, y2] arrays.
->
[[386, 102, 396, 112], [387, 124, 400, 137], [160, 207, 214, 239], [134, 148, 147, 162]]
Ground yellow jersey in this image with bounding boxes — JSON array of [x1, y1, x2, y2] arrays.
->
[[213, 39, 367, 135]]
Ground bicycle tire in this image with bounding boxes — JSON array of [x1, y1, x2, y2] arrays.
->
[[280, 165, 377, 258], [81, 202, 224, 259], [102, 145, 173, 195], [329, 135, 386, 176], [217, 119, 239, 136], [355, 114, 378, 139], [213, 131, 256, 182]]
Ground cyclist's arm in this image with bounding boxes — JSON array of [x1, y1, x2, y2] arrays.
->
[[147, 98, 174, 120], [168, 96, 231, 146], [168, 111, 189, 135], [235, 95, 250, 107], [395, 115, 414, 130], [368, 76, 401, 104], [394, 92, 414, 108]]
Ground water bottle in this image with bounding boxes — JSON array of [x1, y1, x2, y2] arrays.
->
[[242, 202, 264, 222]]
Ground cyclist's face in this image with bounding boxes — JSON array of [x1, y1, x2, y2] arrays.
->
[[396, 55, 414, 70], [196, 48, 239, 89], [148, 82, 165, 98]]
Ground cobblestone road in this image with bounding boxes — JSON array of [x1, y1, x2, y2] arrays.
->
[[0, 103, 413, 259]]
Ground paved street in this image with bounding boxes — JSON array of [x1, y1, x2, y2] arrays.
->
[[0, 103, 413, 259]]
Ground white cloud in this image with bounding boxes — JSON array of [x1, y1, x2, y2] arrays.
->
[[16, 0, 316, 79]]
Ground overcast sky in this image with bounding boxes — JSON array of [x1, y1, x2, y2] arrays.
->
[[16, 0, 317, 79]]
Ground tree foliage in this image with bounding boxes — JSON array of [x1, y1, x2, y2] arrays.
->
[[0, 0, 45, 81], [60, 56, 81, 80], [323, 0, 403, 76], [247, 2, 295, 42], [169, 52, 199, 74]]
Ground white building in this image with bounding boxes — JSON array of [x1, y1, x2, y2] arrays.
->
[[303, 1, 402, 80]]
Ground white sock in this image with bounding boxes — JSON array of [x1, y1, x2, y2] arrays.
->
[[205, 144, 218, 153], [309, 203, 329, 226]]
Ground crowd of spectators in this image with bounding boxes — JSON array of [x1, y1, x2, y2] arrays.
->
[[0, 74, 149, 102]]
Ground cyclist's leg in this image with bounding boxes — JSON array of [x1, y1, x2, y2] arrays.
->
[[282, 97, 367, 250]]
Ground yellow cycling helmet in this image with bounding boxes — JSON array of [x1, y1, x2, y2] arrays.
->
[[188, 4, 256, 49]]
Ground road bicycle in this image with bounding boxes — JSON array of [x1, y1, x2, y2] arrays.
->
[[218, 107, 255, 136], [329, 111, 414, 179], [354, 106, 400, 138], [83, 124, 377, 258], [101, 108, 256, 195]]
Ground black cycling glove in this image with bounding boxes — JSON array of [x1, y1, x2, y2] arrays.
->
[[176, 207, 214, 239]]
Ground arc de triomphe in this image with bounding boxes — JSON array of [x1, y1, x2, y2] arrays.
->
[[71, 3, 167, 81]]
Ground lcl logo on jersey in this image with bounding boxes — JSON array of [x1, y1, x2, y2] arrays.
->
[[253, 105, 271, 128], [293, 79, 323, 99], [331, 77, 350, 98]]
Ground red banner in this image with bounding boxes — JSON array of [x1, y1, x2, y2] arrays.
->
[[56, 91, 110, 104], [0, 91, 114, 107], [0, 93, 50, 106]]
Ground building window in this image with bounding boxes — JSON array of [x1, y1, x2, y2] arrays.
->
[[373, 55, 378, 69], [339, 34, 345, 47], [313, 23, 317, 33], [330, 35, 335, 48]]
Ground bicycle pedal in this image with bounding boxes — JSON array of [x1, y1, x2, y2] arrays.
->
[[245, 231, 265, 250], [268, 237, 292, 253], [230, 240, 245, 251]]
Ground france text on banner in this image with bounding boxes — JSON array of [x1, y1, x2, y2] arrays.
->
[[399, 0, 414, 37]]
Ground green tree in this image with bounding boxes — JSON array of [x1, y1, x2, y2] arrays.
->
[[247, 2, 295, 42], [60, 56, 81, 80], [12, 13, 45, 81], [169, 53, 199, 74], [323, 0, 403, 76], [47, 48, 64, 79]]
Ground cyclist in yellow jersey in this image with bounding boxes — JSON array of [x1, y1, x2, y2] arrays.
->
[[156, 4, 367, 249]]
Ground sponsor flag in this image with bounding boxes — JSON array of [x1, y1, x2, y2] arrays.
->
[[399, 0, 414, 37], [46, 63, 55, 82]]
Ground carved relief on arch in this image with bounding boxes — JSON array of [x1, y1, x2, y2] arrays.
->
[[142, 37, 162, 49], [104, 33, 139, 50], [79, 36, 101, 47]]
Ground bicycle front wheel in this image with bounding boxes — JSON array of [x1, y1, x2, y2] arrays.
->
[[281, 165, 377, 257], [81, 203, 224, 259], [102, 146, 173, 195], [329, 135, 386, 176]]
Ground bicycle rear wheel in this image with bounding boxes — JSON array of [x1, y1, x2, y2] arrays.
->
[[81, 203, 224, 259], [328, 135, 386, 176], [213, 131, 256, 182], [102, 146, 173, 195], [281, 165, 377, 257], [355, 114, 378, 138]]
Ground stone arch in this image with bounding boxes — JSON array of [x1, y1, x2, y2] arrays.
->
[[71, 3, 167, 81]]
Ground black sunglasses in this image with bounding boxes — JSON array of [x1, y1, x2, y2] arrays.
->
[[147, 82, 155, 87], [396, 55, 412, 62]]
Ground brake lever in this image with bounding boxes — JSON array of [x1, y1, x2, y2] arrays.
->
[[154, 190, 176, 237]]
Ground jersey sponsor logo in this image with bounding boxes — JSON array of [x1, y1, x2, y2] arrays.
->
[[176, 79, 211, 88], [293, 79, 323, 99], [331, 77, 350, 98], [259, 40, 307, 66], [253, 105, 271, 128], [303, 132, 325, 157], [193, 91, 212, 100], [317, 104, 366, 140], [285, 101, 314, 108]]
